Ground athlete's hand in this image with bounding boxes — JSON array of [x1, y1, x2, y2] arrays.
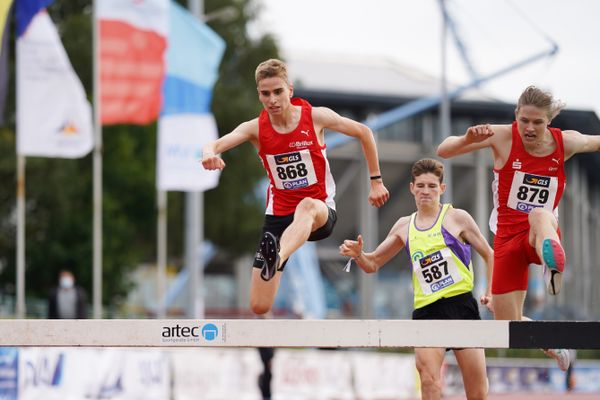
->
[[339, 235, 363, 258], [201, 153, 226, 170], [368, 180, 390, 208], [479, 293, 494, 314], [465, 124, 494, 144]]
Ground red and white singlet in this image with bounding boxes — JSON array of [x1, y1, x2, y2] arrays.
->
[[489, 121, 566, 238], [257, 98, 336, 216]]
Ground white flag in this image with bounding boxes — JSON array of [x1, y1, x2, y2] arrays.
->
[[17, 11, 93, 158], [157, 114, 220, 191]]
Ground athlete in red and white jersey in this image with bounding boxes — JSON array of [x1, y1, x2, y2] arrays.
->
[[202, 59, 389, 315], [258, 97, 335, 216], [490, 121, 566, 239], [438, 86, 600, 371]]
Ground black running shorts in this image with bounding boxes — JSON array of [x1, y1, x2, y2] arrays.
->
[[252, 206, 337, 270]]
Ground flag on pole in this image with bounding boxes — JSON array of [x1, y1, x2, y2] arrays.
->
[[16, 0, 93, 158], [0, 0, 14, 125], [157, 1, 226, 192], [97, 0, 169, 125]]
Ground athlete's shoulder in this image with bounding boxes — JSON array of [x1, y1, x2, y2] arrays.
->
[[392, 215, 411, 232], [445, 207, 476, 227]]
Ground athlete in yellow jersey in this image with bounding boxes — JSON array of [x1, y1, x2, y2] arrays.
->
[[340, 158, 493, 400]]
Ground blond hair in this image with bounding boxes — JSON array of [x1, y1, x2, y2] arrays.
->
[[516, 85, 566, 120], [411, 158, 444, 183], [255, 59, 289, 85]]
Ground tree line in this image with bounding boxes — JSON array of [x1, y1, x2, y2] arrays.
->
[[0, 0, 279, 313]]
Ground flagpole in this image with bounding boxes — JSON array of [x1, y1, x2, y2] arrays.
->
[[16, 155, 25, 318], [92, 0, 103, 319], [187, 0, 205, 319], [157, 189, 167, 318]]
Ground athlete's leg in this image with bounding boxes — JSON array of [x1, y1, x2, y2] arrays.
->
[[528, 208, 560, 254], [278, 198, 329, 263], [492, 290, 526, 320], [250, 270, 283, 315], [517, 316, 571, 371], [414, 348, 446, 400], [454, 348, 488, 400], [249, 199, 329, 314]]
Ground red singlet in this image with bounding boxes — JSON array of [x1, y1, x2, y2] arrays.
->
[[490, 122, 566, 294], [257, 98, 336, 216]]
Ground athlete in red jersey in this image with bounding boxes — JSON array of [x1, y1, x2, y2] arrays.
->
[[202, 59, 389, 315], [438, 86, 600, 371]]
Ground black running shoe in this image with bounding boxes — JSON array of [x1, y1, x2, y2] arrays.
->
[[259, 232, 280, 281]]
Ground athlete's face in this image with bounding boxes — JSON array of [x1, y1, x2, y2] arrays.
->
[[515, 105, 550, 144], [257, 76, 293, 116], [410, 173, 445, 208]]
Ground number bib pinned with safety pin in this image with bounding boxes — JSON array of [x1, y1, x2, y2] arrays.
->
[[507, 171, 558, 214], [413, 248, 462, 295], [266, 149, 318, 190]]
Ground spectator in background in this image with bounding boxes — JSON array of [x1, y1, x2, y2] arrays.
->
[[257, 347, 275, 400], [566, 349, 577, 392], [48, 270, 88, 319]]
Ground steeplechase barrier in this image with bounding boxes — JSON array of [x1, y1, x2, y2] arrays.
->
[[0, 319, 597, 348]]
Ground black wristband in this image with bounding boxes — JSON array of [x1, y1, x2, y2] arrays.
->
[[370, 175, 382, 180]]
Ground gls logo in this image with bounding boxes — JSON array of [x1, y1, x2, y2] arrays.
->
[[419, 251, 442, 268], [275, 152, 301, 165], [523, 173, 550, 187]]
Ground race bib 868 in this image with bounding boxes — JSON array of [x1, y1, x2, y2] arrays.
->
[[266, 150, 317, 190]]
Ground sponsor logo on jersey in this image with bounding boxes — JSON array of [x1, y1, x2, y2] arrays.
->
[[289, 140, 313, 148], [431, 276, 455, 292], [516, 202, 542, 213], [512, 159, 522, 170], [283, 178, 309, 190], [419, 250, 442, 268], [274, 152, 301, 165], [523, 173, 550, 187]]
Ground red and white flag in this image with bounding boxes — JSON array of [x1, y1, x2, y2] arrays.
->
[[97, 0, 169, 125]]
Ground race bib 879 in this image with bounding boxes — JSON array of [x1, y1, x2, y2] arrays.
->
[[507, 171, 558, 213]]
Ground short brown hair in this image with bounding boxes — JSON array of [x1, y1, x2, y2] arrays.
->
[[516, 85, 566, 120], [411, 158, 444, 183], [255, 59, 289, 85]]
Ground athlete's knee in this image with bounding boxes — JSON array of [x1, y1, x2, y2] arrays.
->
[[295, 198, 321, 216], [250, 298, 273, 315], [528, 208, 556, 227], [416, 364, 441, 394]]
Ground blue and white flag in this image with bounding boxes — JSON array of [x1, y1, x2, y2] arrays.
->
[[16, 0, 93, 158], [157, 1, 226, 191]]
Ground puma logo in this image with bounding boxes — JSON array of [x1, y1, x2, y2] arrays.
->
[[551, 158, 560, 164], [300, 129, 310, 136]]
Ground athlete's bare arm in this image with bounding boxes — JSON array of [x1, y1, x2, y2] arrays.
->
[[437, 124, 512, 168], [202, 119, 259, 171], [312, 106, 390, 207], [562, 129, 600, 160], [449, 208, 494, 311], [339, 217, 409, 273]]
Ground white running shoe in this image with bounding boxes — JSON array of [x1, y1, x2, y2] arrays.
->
[[543, 348, 571, 371], [543, 265, 562, 295]]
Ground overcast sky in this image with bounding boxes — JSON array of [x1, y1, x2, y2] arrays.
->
[[251, 0, 600, 121]]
